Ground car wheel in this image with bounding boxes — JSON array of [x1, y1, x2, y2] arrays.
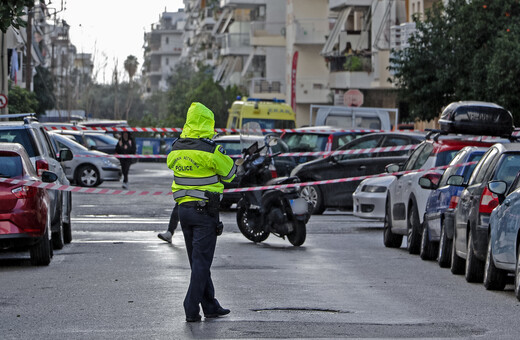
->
[[52, 218, 65, 250], [451, 231, 465, 275], [515, 248, 520, 301], [383, 198, 402, 248], [407, 204, 421, 255], [299, 185, 325, 215], [465, 232, 484, 283], [420, 222, 437, 261], [76, 164, 100, 187], [30, 222, 52, 266], [438, 221, 452, 268], [483, 237, 506, 290]]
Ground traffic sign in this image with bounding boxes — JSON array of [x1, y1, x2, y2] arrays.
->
[[0, 94, 7, 109], [344, 89, 363, 107]]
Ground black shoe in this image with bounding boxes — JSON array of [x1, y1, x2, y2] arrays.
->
[[204, 307, 230, 318], [186, 314, 202, 322]]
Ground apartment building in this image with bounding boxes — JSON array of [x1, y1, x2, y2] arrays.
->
[[142, 10, 186, 94]]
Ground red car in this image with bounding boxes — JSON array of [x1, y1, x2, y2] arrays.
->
[[0, 143, 58, 265]]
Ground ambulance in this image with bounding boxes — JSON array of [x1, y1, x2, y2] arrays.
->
[[226, 97, 296, 131]]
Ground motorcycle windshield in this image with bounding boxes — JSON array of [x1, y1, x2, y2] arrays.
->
[[240, 122, 267, 156]]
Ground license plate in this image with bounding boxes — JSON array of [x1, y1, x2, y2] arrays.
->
[[290, 198, 308, 215]]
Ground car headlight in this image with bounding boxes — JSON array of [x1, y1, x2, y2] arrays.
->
[[103, 157, 119, 167], [361, 185, 387, 193]]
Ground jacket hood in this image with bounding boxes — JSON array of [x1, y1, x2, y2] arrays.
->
[[180, 102, 215, 139]]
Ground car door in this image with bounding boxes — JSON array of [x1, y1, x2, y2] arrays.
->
[[320, 135, 383, 205], [493, 180, 520, 265], [455, 147, 499, 256]]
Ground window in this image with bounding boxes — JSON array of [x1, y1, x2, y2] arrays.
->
[[283, 134, 328, 152], [381, 136, 414, 157], [493, 153, 520, 187], [0, 155, 22, 178], [411, 143, 433, 170], [469, 147, 498, 185], [403, 143, 426, 171], [337, 136, 382, 161], [165, 37, 169, 44], [0, 129, 38, 157]]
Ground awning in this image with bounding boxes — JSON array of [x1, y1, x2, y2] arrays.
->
[[321, 7, 352, 56]]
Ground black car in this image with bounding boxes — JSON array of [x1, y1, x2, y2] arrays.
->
[[448, 142, 520, 282], [291, 131, 426, 214], [214, 134, 296, 209], [281, 126, 367, 164]]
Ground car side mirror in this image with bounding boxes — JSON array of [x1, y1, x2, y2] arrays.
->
[[488, 180, 508, 204], [385, 164, 400, 173], [41, 171, 58, 183], [419, 172, 442, 190], [446, 175, 465, 187], [89, 145, 98, 151], [235, 158, 244, 166], [268, 138, 278, 147], [419, 177, 433, 190], [58, 148, 73, 162]]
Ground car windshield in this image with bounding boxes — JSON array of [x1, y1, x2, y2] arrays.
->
[[283, 134, 328, 152], [435, 150, 461, 167], [0, 155, 23, 178], [53, 133, 88, 151], [439, 151, 484, 187], [493, 153, 520, 186], [216, 141, 242, 155], [242, 118, 295, 129], [86, 134, 118, 145], [0, 130, 37, 157]]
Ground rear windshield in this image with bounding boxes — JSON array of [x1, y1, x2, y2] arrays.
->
[[435, 150, 461, 167], [283, 134, 328, 152], [493, 153, 520, 186], [0, 129, 38, 157], [216, 141, 242, 155], [242, 118, 295, 130], [0, 155, 23, 178]]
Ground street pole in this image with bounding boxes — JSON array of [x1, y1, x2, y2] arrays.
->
[[0, 32, 8, 117], [25, 8, 33, 91]]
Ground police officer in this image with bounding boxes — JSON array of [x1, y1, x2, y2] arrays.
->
[[167, 102, 236, 322]]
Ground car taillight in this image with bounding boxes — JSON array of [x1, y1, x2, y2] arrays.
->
[[270, 169, 278, 178], [12, 186, 37, 199], [448, 196, 459, 210], [479, 187, 499, 214], [35, 159, 49, 176]]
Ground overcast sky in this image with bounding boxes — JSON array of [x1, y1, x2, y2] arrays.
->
[[58, 0, 185, 84]]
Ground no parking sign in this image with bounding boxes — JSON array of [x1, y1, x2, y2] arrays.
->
[[0, 94, 7, 109]]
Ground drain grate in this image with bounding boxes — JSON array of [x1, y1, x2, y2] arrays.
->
[[252, 307, 352, 314]]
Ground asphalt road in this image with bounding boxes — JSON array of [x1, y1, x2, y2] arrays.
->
[[1, 162, 520, 339]]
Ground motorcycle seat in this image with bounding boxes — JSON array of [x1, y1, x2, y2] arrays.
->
[[266, 176, 301, 185]]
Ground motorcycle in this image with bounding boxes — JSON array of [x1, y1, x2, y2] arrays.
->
[[234, 133, 311, 246]]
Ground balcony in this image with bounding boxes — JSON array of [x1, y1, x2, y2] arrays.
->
[[329, 0, 372, 10], [294, 19, 328, 45], [218, 33, 252, 56], [249, 78, 285, 99], [148, 46, 183, 56], [250, 22, 285, 46], [220, 0, 266, 7], [327, 54, 374, 89], [295, 77, 330, 104]]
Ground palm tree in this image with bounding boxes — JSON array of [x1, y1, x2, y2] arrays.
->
[[123, 55, 139, 121]]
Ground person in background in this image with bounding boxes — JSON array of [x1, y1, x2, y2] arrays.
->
[[167, 102, 236, 322], [158, 204, 179, 243], [116, 131, 136, 189]]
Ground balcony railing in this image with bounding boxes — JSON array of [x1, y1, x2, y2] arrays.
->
[[250, 78, 285, 96], [250, 21, 286, 46], [327, 54, 372, 72]]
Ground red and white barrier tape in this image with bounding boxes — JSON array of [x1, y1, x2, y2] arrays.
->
[[0, 162, 476, 196], [76, 144, 418, 159]]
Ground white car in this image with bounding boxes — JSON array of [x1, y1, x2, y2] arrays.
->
[[48, 132, 122, 187], [353, 176, 396, 220]]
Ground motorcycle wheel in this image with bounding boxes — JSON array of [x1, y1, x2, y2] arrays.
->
[[287, 220, 306, 246], [236, 206, 269, 243]]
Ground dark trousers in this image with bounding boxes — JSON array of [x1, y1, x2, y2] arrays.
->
[[178, 204, 221, 318], [120, 159, 132, 183], [167, 204, 179, 233]]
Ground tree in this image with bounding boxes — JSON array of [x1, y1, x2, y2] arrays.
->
[[33, 65, 55, 115], [124, 55, 139, 82], [7, 83, 38, 113], [389, 0, 520, 123], [0, 0, 34, 33]]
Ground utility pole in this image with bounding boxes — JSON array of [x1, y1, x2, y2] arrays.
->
[[1, 33, 8, 116], [25, 7, 33, 91]]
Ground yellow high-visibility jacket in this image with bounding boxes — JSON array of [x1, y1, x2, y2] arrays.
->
[[167, 102, 236, 204]]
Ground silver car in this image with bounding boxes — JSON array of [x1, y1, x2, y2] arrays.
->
[[48, 132, 122, 187]]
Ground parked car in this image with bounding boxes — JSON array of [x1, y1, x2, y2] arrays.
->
[[448, 143, 520, 283], [0, 143, 59, 265], [383, 136, 497, 253], [353, 175, 396, 220], [419, 146, 488, 265], [484, 174, 520, 296], [292, 131, 426, 214], [280, 126, 368, 164], [48, 132, 122, 187], [214, 134, 296, 209], [54, 130, 119, 154], [0, 117, 73, 250]]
